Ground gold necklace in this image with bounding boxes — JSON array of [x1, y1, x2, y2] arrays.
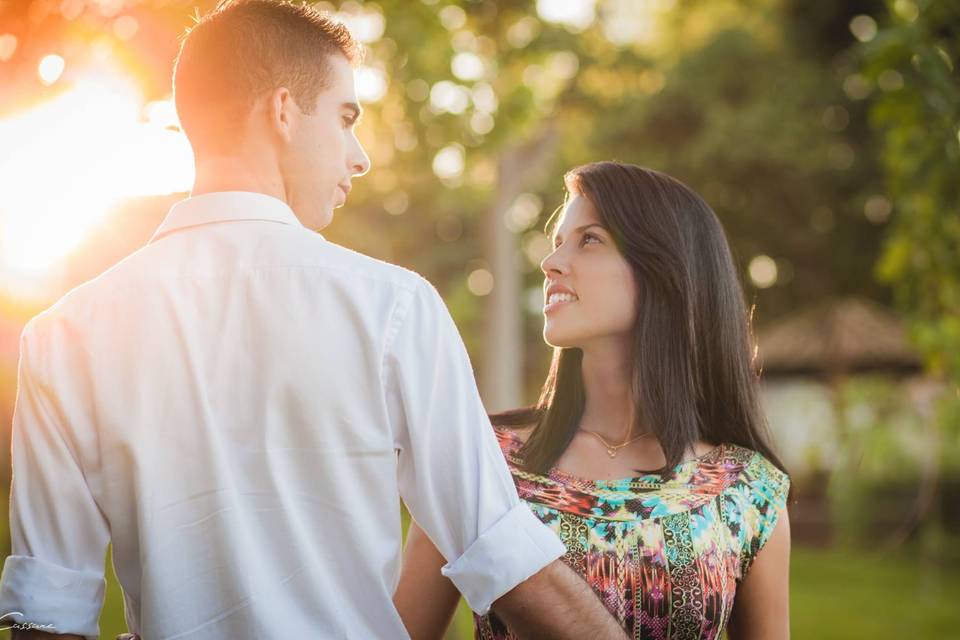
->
[[581, 429, 653, 458]]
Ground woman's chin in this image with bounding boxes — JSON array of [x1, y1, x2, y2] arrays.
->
[[543, 327, 579, 349]]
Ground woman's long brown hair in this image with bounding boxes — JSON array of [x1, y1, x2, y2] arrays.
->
[[494, 162, 786, 477]]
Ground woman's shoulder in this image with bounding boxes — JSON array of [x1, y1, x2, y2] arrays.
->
[[717, 444, 790, 493], [491, 422, 532, 443], [491, 423, 535, 462], [712, 444, 790, 578]]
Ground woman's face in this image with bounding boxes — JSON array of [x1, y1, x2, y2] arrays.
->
[[541, 193, 638, 349]]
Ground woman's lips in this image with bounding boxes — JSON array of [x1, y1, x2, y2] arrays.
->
[[544, 292, 579, 314]]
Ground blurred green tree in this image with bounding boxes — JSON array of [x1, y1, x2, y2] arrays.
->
[[0, 0, 899, 405], [860, 0, 960, 541], [865, 0, 959, 415]]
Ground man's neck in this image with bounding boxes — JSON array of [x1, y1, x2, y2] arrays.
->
[[191, 154, 287, 202]]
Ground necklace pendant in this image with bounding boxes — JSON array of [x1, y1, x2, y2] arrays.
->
[[606, 448, 617, 458]]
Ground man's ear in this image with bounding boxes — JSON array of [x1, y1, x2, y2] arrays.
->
[[268, 86, 297, 143]]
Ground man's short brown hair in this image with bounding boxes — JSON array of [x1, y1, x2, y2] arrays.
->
[[173, 0, 361, 151]]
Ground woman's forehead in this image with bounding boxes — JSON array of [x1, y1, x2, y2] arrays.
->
[[554, 194, 600, 234]]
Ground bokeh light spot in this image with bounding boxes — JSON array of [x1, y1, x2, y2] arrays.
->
[[113, 15, 139, 41], [849, 15, 878, 42], [432, 144, 465, 180], [467, 268, 494, 296], [356, 66, 387, 102], [439, 6, 467, 30], [537, 0, 596, 31], [864, 195, 893, 223], [451, 52, 485, 81], [0, 34, 18, 62], [37, 54, 65, 85], [749, 255, 778, 288]]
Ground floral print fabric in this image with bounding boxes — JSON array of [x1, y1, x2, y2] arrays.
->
[[474, 427, 790, 640]]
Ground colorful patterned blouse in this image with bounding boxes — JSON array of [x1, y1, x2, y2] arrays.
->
[[474, 427, 790, 640]]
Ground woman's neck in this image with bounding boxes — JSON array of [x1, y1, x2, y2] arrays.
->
[[579, 342, 640, 443]]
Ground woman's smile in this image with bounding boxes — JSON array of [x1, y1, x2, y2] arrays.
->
[[544, 282, 579, 314]]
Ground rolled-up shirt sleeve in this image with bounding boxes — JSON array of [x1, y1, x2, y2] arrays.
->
[[385, 279, 565, 615], [0, 324, 109, 639]]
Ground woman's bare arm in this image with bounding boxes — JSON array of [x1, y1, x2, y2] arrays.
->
[[726, 507, 791, 640], [394, 522, 462, 640]]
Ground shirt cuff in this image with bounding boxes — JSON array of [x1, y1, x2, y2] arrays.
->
[[0, 555, 104, 640], [441, 502, 565, 615]]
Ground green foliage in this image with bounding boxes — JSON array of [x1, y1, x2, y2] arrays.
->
[[0, 0, 906, 382], [863, 0, 960, 454], [585, 24, 889, 321], [325, 0, 901, 382]]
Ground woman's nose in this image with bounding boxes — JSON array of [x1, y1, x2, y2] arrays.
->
[[540, 247, 567, 276]]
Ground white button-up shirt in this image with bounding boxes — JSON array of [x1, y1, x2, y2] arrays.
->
[[0, 192, 564, 639]]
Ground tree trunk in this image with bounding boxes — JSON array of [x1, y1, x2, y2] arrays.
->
[[481, 123, 558, 412]]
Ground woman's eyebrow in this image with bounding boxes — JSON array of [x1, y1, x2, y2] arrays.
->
[[574, 223, 607, 233]]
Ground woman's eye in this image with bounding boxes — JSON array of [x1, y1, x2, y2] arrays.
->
[[581, 233, 601, 246]]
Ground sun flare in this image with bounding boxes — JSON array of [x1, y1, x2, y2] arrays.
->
[[0, 66, 194, 300]]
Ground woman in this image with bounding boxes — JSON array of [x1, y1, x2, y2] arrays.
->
[[394, 162, 791, 639]]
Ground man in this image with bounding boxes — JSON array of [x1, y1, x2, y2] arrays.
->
[[0, 1, 626, 638]]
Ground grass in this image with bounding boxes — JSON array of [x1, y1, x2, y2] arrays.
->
[[789, 545, 960, 638]]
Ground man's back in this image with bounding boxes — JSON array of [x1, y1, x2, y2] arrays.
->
[[0, 193, 566, 639], [15, 193, 423, 636]]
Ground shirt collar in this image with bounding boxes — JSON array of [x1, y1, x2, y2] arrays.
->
[[149, 191, 305, 243]]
